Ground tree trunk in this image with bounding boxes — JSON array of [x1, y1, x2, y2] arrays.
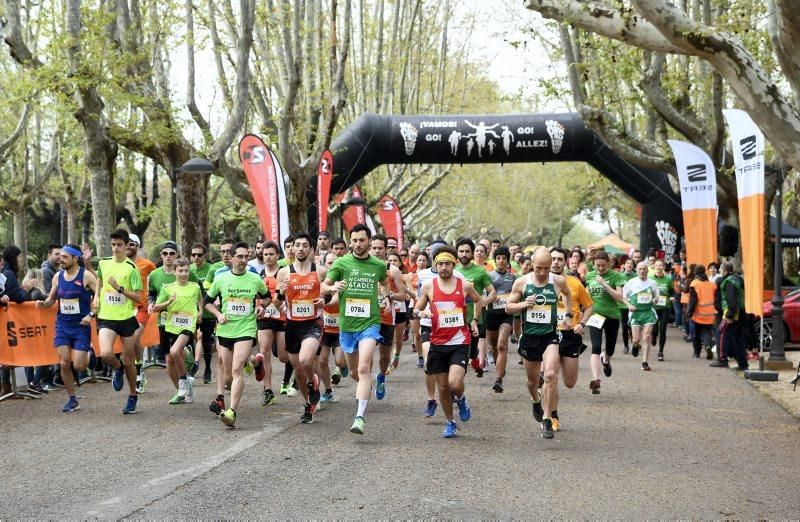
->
[[13, 208, 28, 275], [66, 202, 80, 244], [177, 169, 211, 252], [287, 169, 312, 233]]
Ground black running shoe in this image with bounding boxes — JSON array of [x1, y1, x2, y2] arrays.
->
[[475, 366, 484, 378], [657, 352, 664, 361], [631, 344, 640, 358], [705, 346, 713, 360], [308, 374, 321, 405], [532, 400, 544, 422], [492, 378, 503, 393], [601, 356, 612, 377], [300, 402, 314, 423], [541, 418, 554, 439]]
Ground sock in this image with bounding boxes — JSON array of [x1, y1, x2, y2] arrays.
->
[[283, 362, 293, 385], [266, 388, 273, 394], [357, 399, 368, 417], [454, 394, 464, 401], [135, 361, 142, 375], [179, 374, 187, 381], [325, 388, 332, 394], [70, 395, 76, 400], [552, 410, 558, 420], [217, 394, 224, 401], [532, 397, 540, 404]]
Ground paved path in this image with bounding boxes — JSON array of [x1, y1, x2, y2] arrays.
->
[[2, 328, 798, 519]]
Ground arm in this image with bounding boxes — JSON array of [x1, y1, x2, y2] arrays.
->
[[504, 278, 529, 314], [389, 267, 407, 301], [557, 276, 573, 329], [724, 283, 739, 320], [481, 279, 497, 308], [412, 281, 432, 318], [2, 271, 29, 303], [152, 288, 174, 313], [37, 274, 60, 308], [687, 286, 698, 317], [271, 268, 289, 307], [81, 244, 96, 275], [465, 282, 482, 335]]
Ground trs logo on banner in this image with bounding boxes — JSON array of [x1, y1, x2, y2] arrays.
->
[[740, 135, 757, 160], [686, 164, 707, 182]]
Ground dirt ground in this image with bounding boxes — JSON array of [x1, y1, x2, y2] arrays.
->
[[746, 348, 800, 418]]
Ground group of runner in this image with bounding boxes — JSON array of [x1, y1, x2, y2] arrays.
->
[[38, 226, 704, 440]]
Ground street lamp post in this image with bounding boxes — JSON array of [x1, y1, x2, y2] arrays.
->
[[770, 166, 787, 362], [170, 157, 215, 242]]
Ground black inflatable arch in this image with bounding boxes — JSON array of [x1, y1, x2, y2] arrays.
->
[[319, 112, 682, 255]]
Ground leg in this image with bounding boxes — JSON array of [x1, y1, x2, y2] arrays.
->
[[298, 338, 321, 396], [258, 329, 275, 391], [229, 340, 254, 411], [216, 338, 227, 397], [657, 308, 669, 353], [392, 320, 405, 362], [541, 345, 560, 418], [523, 359, 542, 402], [57, 346, 75, 397], [495, 323, 512, 378], [602, 318, 619, 359], [166, 352, 179, 388], [435, 372, 454, 421], [589, 325, 603, 381], [448, 363, 467, 399], [642, 324, 654, 365], [345, 351, 360, 382], [378, 342, 391, 375], [620, 309, 630, 349], [98, 329, 122, 370], [486, 329, 499, 362], [422, 341, 436, 401], [318, 344, 332, 390], [355, 339, 377, 401], [120, 334, 139, 396], [288, 353, 309, 401]]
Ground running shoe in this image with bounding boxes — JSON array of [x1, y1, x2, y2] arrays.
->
[[62, 396, 80, 413], [350, 416, 365, 434], [541, 418, 554, 439], [169, 392, 185, 405], [112, 365, 125, 392], [136, 372, 148, 394], [210, 396, 225, 415], [279, 383, 290, 395], [300, 403, 314, 424], [487, 352, 495, 365], [658, 352, 664, 362], [244, 360, 254, 376], [475, 367, 484, 378], [705, 346, 713, 360], [184, 376, 195, 403], [631, 344, 640, 358], [411, 343, 417, 353], [331, 368, 341, 385], [391, 355, 400, 369], [262, 388, 277, 406], [203, 367, 212, 384], [254, 354, 265, 382], [27, 383, 46, 394], [375, 373, 386, 400], [456, 395, 471, 422], [178, 378, 188, 399], [589, 379, 601, 394], [416, 357, 424, 369], [308, 374, 321, 405], [442, 420, 458, 438], [122, 395, 137, 414], [492, 378, 503, 393], [601, 355, 612, 377], [622, 346, 630, 355], [189, 360, 200, 378], [320, 391, 334, 403], [220, 408, 236, 428], [286, 386, 299, 398], [340, 366, 349, 378], [531, 400, 544, 422], [641, 362, 651, 371], [423, 399, 438, 418]]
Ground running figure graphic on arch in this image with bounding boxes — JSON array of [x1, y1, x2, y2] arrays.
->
[[464, 120, 500, 158]]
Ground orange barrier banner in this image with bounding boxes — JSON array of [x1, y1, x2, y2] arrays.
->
[[0, 302, 160, 366]]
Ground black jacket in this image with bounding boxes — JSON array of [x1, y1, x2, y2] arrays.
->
[[1, 269, 29, 303]]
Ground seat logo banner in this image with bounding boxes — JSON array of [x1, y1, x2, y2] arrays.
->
[[377, 195, 404, 249], [317, 150, 333, 232], [667, 140, 718, 266], [723, 109, 765, 315], [239, 134, 289, 245]]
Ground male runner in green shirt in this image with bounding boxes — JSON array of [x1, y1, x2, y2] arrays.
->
[[455, 238, 496, 377]]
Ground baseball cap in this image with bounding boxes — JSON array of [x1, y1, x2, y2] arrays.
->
[[162, 240, 178, 251], [128, 234, 141, 246]]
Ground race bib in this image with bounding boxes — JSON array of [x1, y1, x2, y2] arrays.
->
[[493, 294, 509, 310], [263, 305, 281, 319], [637, 293, 652, 305], [291, 299, 315, 318], [104, 292, 126, 306], [586, 314, 606, 329], [171, 313, 193, 329], [526, 305, 551, 324], [655, 295, 667, 307], [345, 298, 370, 318], [227, 298, 251, 316], [394, 300, 407, 312], [437, 307, 465, 328], [323, 312, 339, 329], [60, 298, 80, 315]]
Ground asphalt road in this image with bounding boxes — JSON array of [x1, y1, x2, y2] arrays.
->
[[2, 327, 798, 519]]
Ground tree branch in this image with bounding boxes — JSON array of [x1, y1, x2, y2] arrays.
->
[[0, 103, 30, 164]]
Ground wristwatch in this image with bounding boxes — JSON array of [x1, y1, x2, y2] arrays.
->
[[117, 286, 125, 294]]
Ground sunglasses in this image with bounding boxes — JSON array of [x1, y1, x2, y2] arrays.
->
[[161, 251, 177, 256], [191, 252, 205, 257], [400, 253, 408, 257], [128, 242, 139, 247]]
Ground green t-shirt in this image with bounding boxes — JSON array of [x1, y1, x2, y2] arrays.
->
[[456, 262, 493, 323], [191, 262, 213, 283], [207, 270, 269, 339], [585, 269, 624, 319], [97, 257, 143, 321], [326, 253, 388, 332], [148, 267, 198, 325], [617, 271, 637, 309], [650, 274, 674, 309], [202, 261, 226, 317], [157, 281, 202, 335]]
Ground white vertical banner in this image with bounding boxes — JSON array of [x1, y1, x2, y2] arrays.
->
[[722, 108, 765, 315], [667, 139, 718, 265], [269, 150, 292, 245]]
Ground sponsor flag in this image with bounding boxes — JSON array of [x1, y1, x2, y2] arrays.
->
[[317, 150, 333, 232], [269, 149, 292, 247], [723, 109, 765, 315], [238, 134, 288, 244], [377, 195, 404, 249], [339, 184, 366, 231], [667, 140, 718, 266]]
